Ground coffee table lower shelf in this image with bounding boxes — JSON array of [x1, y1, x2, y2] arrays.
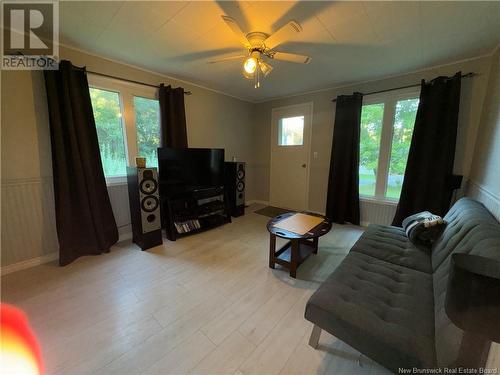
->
[[269, 237, 318, 278]]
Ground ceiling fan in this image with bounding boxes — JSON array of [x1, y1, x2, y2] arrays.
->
[[209, 15, 311, 88]]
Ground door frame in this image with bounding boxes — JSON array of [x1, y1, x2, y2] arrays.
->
[[269, 101, 314, 211]]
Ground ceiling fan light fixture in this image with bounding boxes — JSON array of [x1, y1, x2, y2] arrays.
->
[[216, 15, 311, 90], [243, 51, 260, 75], [243, 57, 257, 74], [259, 60, 273, 77]]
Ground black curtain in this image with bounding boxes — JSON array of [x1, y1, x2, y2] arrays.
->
[[44, 60, 118, 266], [325, 93, 363, 225], [159, 84, 188, 148], [392, 72, 462, 226]]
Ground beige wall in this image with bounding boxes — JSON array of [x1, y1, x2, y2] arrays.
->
[[467, 48, 500, 220], [253, 55, 493, 213], [0, 45, 256, 268], [1, 46, 498, 269], [470, 48, 500, 194], [467, 49, 500, 369], [1, 45, 257, 188]]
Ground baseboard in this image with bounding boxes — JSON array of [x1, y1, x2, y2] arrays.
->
[[1, 251, 59, 276], [118, 231, 133, 242], [246, 200, 269, 206], [117, 223, 132, 242], [307, 209, 326, 216], [1, 229, 134, 276]]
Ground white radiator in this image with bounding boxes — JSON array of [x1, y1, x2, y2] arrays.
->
[[360, 199, 398, 226]]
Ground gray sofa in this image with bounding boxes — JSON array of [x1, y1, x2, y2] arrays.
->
[[305, 198, 500, 372]]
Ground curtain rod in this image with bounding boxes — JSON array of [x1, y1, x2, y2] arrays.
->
[[86, 70, 192, 95], [10, 53, 193, 95], [331, 72, 477, 102]]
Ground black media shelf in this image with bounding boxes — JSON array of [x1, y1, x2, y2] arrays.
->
[[161, 186, 231, 241]]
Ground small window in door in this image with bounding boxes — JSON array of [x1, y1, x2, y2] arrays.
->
[[278, 116, 304, 146]]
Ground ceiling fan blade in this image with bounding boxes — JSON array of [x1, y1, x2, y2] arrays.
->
[[208, 54, 246, 64], [259, 60, 273, 76], [221, 15, 250, 48], [272, 52, 311, 64], [264, 21, 302, 49]]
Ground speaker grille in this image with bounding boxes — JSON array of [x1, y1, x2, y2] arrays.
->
[[140, 179, 158, 195], [141, 196, 159, 212], [136, 168, 161, 234], [224, 162, 245, 217], [235, 163, 245, 206]]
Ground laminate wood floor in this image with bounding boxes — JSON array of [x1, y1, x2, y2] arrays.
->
[[1, 204, 390, 375]]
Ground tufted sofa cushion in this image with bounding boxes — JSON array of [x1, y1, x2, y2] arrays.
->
[[350, 224, 432, 273], [305, 252, 436, 372]]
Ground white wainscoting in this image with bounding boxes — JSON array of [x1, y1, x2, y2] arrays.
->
[[360, 198, 398, 226], [1, 177, 132, 274], [1, 177, 59, 269], [466, 180, 500, 221]]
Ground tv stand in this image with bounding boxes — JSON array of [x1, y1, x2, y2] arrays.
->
[[161, 186, 231, 241]]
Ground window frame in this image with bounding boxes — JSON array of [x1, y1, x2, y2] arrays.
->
[[359, 87, 420, 203], [87, 74, 159, 184]]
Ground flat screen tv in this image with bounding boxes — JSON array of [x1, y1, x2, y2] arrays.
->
[[157, 147, 225, 196]]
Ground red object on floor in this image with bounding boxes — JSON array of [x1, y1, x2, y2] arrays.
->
[[1, 303, 43, 375]]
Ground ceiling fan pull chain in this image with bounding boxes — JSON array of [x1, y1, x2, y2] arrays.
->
[[256, 65, 261, 88], [254, 65, 257, 88]]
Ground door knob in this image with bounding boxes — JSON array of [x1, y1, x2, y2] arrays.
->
[[302, 164, 306, 168]]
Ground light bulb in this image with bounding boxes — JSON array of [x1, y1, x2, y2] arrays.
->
[[243, 57, 257, 74]]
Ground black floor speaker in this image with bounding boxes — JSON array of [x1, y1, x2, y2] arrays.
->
[[127, 167, 163, 250], [224, 161, 245, 217]]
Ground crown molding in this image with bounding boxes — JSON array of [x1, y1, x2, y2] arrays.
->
[[6, 25, 498, 105], [254, 48, 498, 104], [57, 41, 254, 103]]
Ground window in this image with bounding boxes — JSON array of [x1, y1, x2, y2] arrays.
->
[[359, 92, 419, 201], [134, 96, 160, 168], [359, 104, 384, 196], [89, 88, 128, 177], [278, 116, 304, 146], [387, 98, 419, 199], [88, 74, 160, 181]]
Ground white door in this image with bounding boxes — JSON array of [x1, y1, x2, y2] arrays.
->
[[270, 102, 313, 211]]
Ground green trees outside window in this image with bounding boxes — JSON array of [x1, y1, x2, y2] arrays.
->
[[359, 96, 419, 200], [387, 98, 419, 198], [134, 96, 160, 168], [359, 103, 384, 196], [89, 86, 161, 177], [89, 88, 127, 177]]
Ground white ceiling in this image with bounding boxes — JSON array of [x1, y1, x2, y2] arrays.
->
[[59, 1, 500, 102]]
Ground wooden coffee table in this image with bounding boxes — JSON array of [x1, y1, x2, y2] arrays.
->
[[267, 212, 332, 278]]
